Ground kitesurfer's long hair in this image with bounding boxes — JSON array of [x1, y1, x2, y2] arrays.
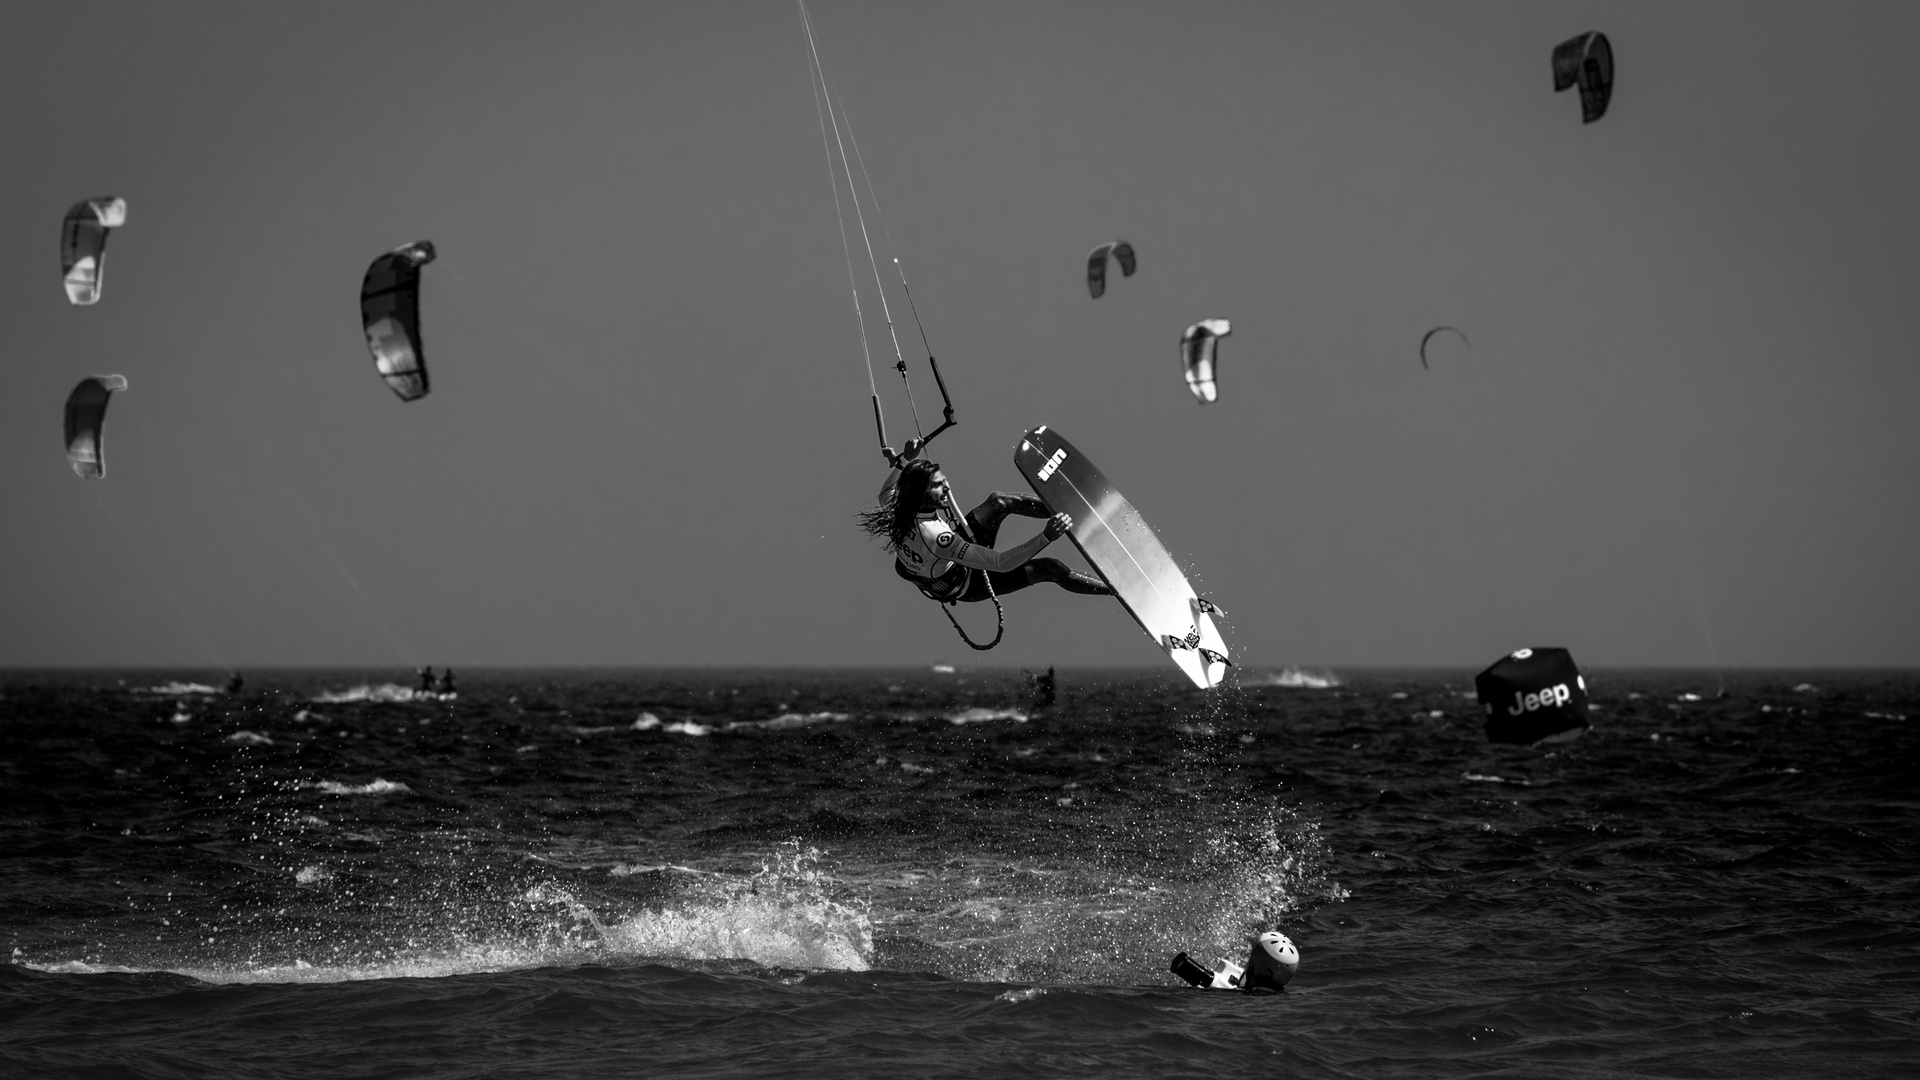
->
[[858, 459, 939, 552]]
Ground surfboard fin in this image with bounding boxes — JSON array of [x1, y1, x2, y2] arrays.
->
[[1163, 626, 1201, 651], [1193, 597, 1225, 618], [1200, 648, 1231, 668]]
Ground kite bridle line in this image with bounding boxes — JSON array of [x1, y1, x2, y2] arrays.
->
[[799, 1, 885, 458], [800, 1, 961, 467], [892, 259, 957, 449], [800, 1, 997, 648], [799, 1, 922, 460]]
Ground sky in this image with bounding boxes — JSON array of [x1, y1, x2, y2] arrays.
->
[[2, 1, 1917, 671]]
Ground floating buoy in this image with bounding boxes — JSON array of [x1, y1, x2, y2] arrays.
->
[[1475, 646, 1591, 745]]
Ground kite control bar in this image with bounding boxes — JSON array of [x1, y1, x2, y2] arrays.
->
[[922, 353, 958, 443], [878, 352, 958, 467]]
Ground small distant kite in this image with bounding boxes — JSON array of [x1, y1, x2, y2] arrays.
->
[[1552, 31, 1613, 123], [1180, 319, 1231, 404], [359, 240, 437, 402], [1086, 241, 1136, 299], [61, 198, 128, 306], [1419, 326, 1471, 370], [64, 375, 128, 478]]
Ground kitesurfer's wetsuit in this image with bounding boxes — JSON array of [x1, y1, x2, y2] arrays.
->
[[879, 469, 1110, 603]]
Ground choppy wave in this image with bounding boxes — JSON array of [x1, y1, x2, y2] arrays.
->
[[944, 707, 1027, 725], [141, 681, 221, 696], [1462, 772, 1531, 785], [7, 668, 1914, 1078], [312, 683, 418, 703], [1253, 667, 1342, 689], [629, 712, 710, 736], [728, 711, 852, 731], [307, 779, 412, 796]]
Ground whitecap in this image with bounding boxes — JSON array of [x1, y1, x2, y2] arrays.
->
[[729, 711, 851, 731], [1255, 667, 1341, 689], [310, 683, 421, 704], [294, 864, 333, 885], [610, 863, 710, 878], [141, 682, 219, 696], [24, 960, 143, 976], [632, 713, 662, 730], [945, 707, 1027, 725], [226, 731, 273, 746], [931, 664, 956, 674], [308, 779, 412, 796], [1462, 773, 1530, 786], [665, 721, 711, 737]]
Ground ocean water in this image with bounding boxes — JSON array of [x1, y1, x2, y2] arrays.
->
[[1, 667, 1915, 1078]]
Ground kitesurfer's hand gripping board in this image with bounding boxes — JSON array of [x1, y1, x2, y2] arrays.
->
[[1014, 426, 1228, 689]]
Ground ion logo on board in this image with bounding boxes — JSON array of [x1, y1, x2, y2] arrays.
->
[[1036, 448, 1068, 482]]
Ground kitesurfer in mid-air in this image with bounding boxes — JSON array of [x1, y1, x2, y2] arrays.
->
[[862, 443, 1112, 604]]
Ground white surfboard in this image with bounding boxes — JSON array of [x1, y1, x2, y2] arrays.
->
[[1014, 425, 1228, 689]]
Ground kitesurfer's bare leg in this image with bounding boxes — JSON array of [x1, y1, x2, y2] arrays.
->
[[965, 492, 1050, 547], [1021, 558, 1112, 595]]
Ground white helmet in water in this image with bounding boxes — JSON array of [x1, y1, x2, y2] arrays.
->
[[1242, 930, 1299, 991]]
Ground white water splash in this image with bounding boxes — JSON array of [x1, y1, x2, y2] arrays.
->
[[1255, 668, 1342, 689], [602, 841, 872, 971]]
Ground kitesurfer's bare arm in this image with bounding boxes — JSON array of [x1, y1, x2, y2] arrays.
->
[[931, 513, 1071, 573]]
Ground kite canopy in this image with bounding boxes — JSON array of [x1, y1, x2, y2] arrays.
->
[[1180, 318, 1231, 404], [1419, 326, 1470, 369], [1475, 647, 1592, 745], [359, 240, 437, 402], [64, 375, 128, 479], [1551, 31, 1613, 123], [61, 197, 127, 306], [1086, 240, 1136, 299]]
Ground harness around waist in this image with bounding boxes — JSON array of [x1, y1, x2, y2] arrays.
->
[[895, 557, 969, 603]]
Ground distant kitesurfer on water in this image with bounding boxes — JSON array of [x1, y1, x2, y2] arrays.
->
[[437, 668, 456, 694], [416, 666, 435, 694], [1031, 666, 1057, 709], [225, 673, 244, 695], [862, 441, 1112, 604]]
